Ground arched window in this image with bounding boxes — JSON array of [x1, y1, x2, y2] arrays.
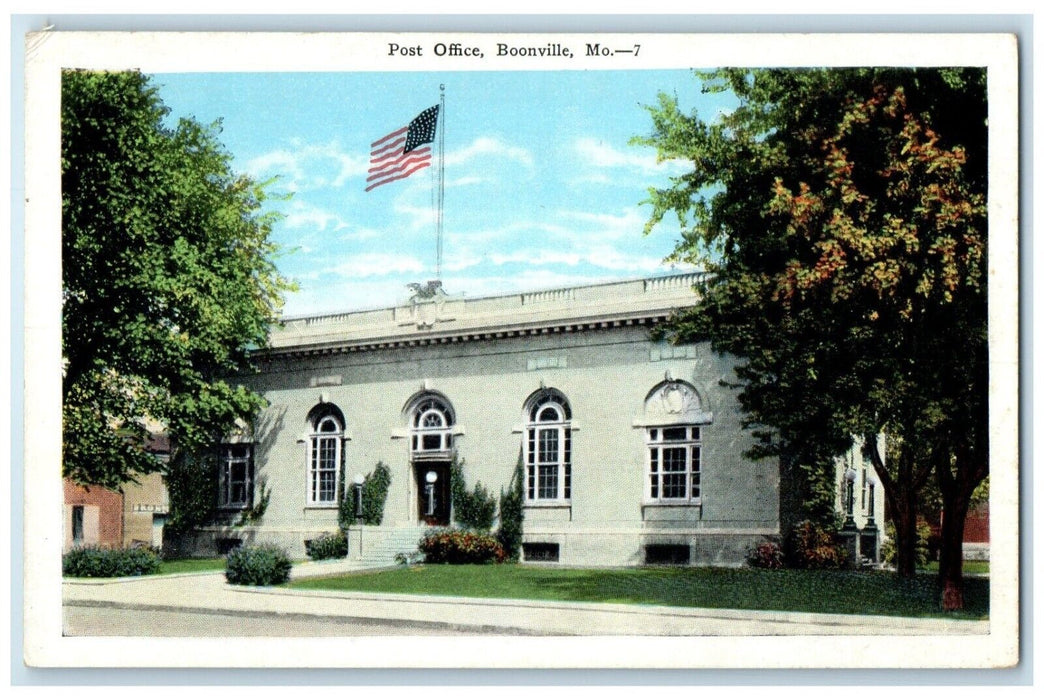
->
[[524, 389, 572, 503], [409, 394, 455, 457], [307, 405, 344, 505], [641, 381, 705, 504]]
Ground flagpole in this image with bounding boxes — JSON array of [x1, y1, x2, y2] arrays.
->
[[436, 84, 446, 282]]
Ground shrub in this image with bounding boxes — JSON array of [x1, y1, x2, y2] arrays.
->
[[450, 459, 497, 531], [62, 545, 162, 578], [225, 544, 292, 585], [881, 520, 933, 568], [419, 527, 506, 564], [784, 520, 847, 569], [305, 531, 348, 560], [394, 551, 424, 566], [746, 540, 784, 569], [497, 456, 525, 561]]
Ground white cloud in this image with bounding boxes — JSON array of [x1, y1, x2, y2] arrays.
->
[[321, 253, 426, 279], [245, 141, 368, 192], [338, 225, 384, 242], [283, 202, 345, 232], [574, 137, 688, 175], [442, 251, 485, 272], [559, 207, 649, 241], [484, 245, 663, 274], [447, 175, 485, 188], [489, 250, 582, 267], [446, 137, 533, 168]]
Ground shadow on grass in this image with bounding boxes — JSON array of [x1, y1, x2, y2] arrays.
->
[[287, 565, 988, 619]]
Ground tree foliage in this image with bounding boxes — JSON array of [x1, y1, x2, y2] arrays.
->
[[62, 70, 293, 489], [634, 68, 987, 608]]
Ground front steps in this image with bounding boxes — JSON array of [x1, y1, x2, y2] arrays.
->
[[350, 525, 429, 567]]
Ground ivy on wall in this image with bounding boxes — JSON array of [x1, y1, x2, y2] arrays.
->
[[497, 453, 526, 560], [340, 461, 392, 529], [450, 458, 497, 532]]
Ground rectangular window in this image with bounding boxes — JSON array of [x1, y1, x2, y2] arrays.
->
[[219, 444, 253, 509], [661, 447, 688, 498], [523, 542, 560, 562], [861, 467, 868, 511], [645, 544, 691, 565], [646, 426, 702, 503]]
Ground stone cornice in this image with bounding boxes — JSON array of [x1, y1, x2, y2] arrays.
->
[[257, 272, 706, 361], [255, 310, 671, 361]]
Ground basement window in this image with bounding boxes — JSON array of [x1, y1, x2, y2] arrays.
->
[[522, 542, 560, 562], [644, 544, 691, 565]]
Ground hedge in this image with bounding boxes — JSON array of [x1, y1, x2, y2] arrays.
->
[[62, 545, 162, 578]]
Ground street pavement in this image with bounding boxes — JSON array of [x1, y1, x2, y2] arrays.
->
[[62, 560, 991, 638]]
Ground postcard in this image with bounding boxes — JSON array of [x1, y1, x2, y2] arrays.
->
[[21, 28, 1019, 670]]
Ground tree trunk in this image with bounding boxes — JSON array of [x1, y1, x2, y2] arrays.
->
[[937, 489, 969, 611], [935, 442, 987, 612], [884, 482, 920, 578], [865, 437, 924, 579]]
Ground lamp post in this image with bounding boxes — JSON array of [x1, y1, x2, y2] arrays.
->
[[840, 466, 861, 566], [843, 467, 858, 530], [353, 473, 365, 524], [425, 470, 438, 518], [864, 472, 880, 563]]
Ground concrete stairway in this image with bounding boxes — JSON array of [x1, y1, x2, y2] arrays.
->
[[353, 526, 429, 567]]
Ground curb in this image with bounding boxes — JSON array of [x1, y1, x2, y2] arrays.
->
[[62, 598, 547, 636], [238, 586, 990, 633]]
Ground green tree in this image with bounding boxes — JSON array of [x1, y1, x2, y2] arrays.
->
[[62, 70, 293, 490], [634, 68, 987, 609]]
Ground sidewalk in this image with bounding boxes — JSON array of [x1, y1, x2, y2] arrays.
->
[[62, 562, 991, 637]]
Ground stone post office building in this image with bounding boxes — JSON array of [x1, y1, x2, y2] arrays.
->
[[178, 272, 804, 566]]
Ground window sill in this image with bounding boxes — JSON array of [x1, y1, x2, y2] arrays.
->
[[304, 504, 339, 510], [524, 501, 571, 509], [642, 500, 703, 507]]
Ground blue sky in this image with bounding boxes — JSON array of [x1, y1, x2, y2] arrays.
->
[[153, 70, 737, 317]]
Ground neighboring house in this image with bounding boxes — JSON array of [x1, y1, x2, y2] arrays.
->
[[63, 480, 123, 551], [63, 432, 170, 552], [122, 433, 171, 548], [962, 502, 989, 561], [172, 272, 880, 566], [834, 436, 888, 563]]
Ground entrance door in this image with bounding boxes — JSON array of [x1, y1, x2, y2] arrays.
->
[[415, 462, 451, 526]]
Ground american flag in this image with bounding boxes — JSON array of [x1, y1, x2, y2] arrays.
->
[[366, 105, 440, 192]]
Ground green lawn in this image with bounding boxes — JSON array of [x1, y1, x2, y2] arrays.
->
[[287, 564, 988, 619], [158, 557, 227, 575]]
